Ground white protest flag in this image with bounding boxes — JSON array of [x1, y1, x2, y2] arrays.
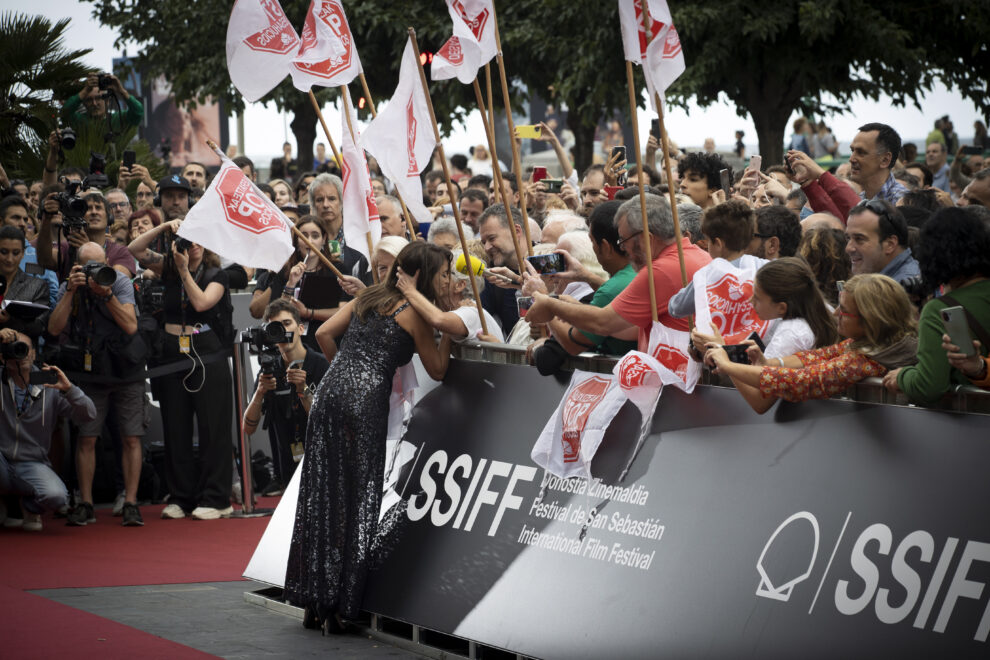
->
[[692, 255, 773, 346], [531, 371, 627, 480], [290, 0, 363, 91], [359, 38, 437, 224], [341, 98, 381, 263], [617, 0, 685, 109], [647, 322, 701, 393], [431, 0, 497, 84], [226, 0, 301, 102], [614, 351, 665, 421], [177, 158, 295, 271]]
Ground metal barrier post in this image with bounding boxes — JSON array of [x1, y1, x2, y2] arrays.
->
[[232, 339, 273, 518]]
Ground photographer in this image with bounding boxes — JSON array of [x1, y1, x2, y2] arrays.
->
[[127, 219, 234, 521], [242, 299, 329, 493], [63, 71, 144, 135], [36, 190, 137, 280], [0, 226, 50, 340], [0, 330, 96, 532], [47, 243, 146, 527]]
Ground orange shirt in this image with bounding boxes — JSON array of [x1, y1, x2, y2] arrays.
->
[[610, 238, 711, 352], [758, 339, 887, 401]]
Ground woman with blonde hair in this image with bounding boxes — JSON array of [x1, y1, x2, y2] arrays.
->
[[705, 273, 917, 413]]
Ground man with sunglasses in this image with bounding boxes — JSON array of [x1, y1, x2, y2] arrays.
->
[[845, 198, 919, 285]]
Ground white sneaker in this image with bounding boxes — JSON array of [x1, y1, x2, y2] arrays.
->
[[112, 491, 126, 516], [191, 506, 234, 520], [161, 504, 186, 519], [23, 512, 42, 532]]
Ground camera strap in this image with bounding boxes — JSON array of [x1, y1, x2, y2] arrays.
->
[[179, 263, 205, 352]]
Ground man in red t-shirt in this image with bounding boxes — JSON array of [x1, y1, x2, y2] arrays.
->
[[526, 195, 710, 352]]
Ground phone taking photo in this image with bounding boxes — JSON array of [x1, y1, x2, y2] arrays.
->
[[532, 166, 548, 183], [122, 149, 136, 170], [29, 370, 59, 386], [515, 125, 542, 139], [940, 306, 977, 357], [526, 253, 565, 275], [719, 168, 731, 196], [611, 146, 627, 186]]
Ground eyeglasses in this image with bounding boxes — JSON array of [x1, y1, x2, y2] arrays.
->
[[616, 229, 643, 248], [108, 201, 131, 210]]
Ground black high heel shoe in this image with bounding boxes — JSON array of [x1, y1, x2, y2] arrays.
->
[[321, 613, 345, 636], [302, 605, 321, 630]]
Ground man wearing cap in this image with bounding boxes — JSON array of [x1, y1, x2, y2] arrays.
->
[[157, 174, 193, 221]]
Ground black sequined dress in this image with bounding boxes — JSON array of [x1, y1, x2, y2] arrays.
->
[[284, 302, 415, 620]]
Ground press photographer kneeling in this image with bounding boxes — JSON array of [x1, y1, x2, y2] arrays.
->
[[127, 219, 235, 520], [242, 299, 329, 495], [0, 330, 96, 532], [47, 242, 147, 527]]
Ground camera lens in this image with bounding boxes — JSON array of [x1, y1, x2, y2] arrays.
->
[[2, 341, 30, 360], [84, 261, 117, 287], [174, 237, 193, 253], [262, 321, 287, 344], [60, 127, 76, 151]]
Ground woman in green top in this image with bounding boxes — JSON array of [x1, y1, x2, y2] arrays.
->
[[884, 208, 990, 404]]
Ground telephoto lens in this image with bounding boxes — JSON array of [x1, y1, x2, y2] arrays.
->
[[1, 341, 30, 361], [60, 127, 76, 150], [83, 261, 117, 287]]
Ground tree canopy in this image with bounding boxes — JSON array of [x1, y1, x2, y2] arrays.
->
[[83, 0, 989, 173]]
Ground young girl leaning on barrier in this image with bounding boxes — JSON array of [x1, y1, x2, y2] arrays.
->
[[705, 273, 917, 414]]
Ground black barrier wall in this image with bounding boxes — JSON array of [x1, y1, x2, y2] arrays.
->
[[362, 359, 990, 659]]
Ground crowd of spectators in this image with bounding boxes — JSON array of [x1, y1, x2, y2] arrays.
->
[[1, 68, 989, 532]]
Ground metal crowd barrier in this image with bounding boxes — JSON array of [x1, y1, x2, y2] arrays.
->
[[452, 341, 990, 416]]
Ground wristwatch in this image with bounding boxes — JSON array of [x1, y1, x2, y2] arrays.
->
[[298, 384, 314, 399]]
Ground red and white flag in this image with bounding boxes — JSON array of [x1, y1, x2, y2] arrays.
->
[[647, 322, 701, 393], [532, 371, 627, 480], [290, 0, 363, 91], [341, 97, 381, 263], [226, 0, 301, 102], [431, 0, 497, 84], [359, 37, 436, 224], [692, 256, 773, 346], [617, 0, 685, 108], [177, 158, 295, 271]]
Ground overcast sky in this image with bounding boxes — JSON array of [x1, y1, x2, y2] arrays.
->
[[17, 0, 985, 161]]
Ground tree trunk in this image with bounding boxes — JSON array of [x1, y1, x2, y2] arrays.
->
[[567, 112, 597, 176], [290, 95, 317, 180], [748, 100, 795, 168]]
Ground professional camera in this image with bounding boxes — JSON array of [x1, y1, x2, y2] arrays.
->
[[174, 237, 193, 253], [83, 261, 116, 287], [97, 73, 113, 91], [55, 179, 87, 223], [1, 341, 30, 361], [83, 151, 109, 190], [59, 127, 76, 151], [133, 278, 166, 313], [242, 322, 294, 377]]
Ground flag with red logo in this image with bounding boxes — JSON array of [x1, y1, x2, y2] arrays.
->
[[290, 0, 363, 91], [617, 0, 684, 108], [532, 371, 627, 480], [692, 256, 772, 345], [431, 0, 497, 84], [226, 0, 301, 102], [177, 158, 295, 271], [341, 98, 381, 262], [359, 37, 436, 224], [647, 322, 701, 393]]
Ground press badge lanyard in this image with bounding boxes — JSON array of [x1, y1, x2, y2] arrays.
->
[[178, 264, 204, 354]]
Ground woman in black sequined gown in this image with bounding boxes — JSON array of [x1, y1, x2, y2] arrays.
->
[[284, 242, 453, 632]]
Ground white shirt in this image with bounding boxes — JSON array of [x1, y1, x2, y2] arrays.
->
[[763, 318, 816, 359], [452, 305, 504, 343]]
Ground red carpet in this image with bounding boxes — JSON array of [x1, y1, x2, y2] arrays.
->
[[0, 498, 281, 658]]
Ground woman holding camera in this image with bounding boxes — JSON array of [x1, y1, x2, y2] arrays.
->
[[882, 208, 990, 404], [128, 220, 234, 520], [706, 273, 917, 414], [285, 242, 453, 634], [0, 226, 50, 340]]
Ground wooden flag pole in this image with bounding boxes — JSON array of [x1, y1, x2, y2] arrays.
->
[[357, 72, 419, 240], [207, 138, 344, 280], [339, 86, 379, 279], [640, 2, 688, 288], [407, 28, 489, 335], [308, 90, 342, 166], [625, 62, 659, 323], [472, 79, 507, 210], [489, 10, 534, 255], [484, 63, 500, 173]]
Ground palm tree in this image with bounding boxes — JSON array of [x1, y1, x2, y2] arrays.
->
[[0, 12, 91, 178]]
